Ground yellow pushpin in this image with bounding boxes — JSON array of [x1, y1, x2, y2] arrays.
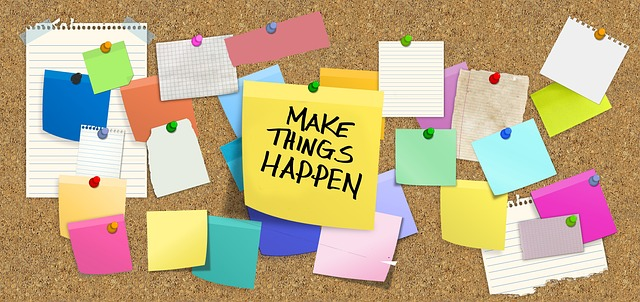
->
[[594, 28, 606, 40], [107, 222, 118, 234], [100, 41, 112, 53]]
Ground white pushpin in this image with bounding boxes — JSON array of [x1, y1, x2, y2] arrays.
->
[[381, 260, 397, 266]]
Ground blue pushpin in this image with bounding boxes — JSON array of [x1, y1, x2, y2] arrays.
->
[[97, 128, 109, 139], [589, 174, 600, 187], [266, 22, 277, 34], [500, 127, 512, 140]]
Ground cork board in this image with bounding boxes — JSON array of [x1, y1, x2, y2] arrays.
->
[[2, 1, 638, 300]]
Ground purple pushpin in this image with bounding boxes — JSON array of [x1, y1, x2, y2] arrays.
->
[[191, 34, 203, 47], [97, 128, 109, 139], [266, 22, 277, 34], [589, 174, 600, 187], [500, 127, 512, 140]]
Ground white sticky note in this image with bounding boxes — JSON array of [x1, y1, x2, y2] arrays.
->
[[147, 119, 210, 197], [540, 17, 628, 104], [76, 125, 125, 179]]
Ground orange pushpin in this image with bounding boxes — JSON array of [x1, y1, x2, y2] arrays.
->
[[107, 222, 118, 234], [100, 41, 112, 53], [594, 28, 606, 40]]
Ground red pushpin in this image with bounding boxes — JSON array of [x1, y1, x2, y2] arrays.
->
[[89, 176, 100, 188], [489, 72, 500, 84]]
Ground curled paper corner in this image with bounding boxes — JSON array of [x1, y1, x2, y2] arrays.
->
[[19, 18, 54, 44], [123, 17, 155, 44], [381, 260, 397, 266]]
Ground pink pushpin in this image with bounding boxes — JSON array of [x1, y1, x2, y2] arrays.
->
[[191, 34, 203, 47]]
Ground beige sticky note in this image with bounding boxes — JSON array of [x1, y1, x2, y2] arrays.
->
[[147, 210, 208, 271], [451, 70, 529, 161], [58, 175, 126, 238]]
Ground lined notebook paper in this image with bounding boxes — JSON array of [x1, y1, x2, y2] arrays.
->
[[25, 21, 148, 197], [378, 41, 444, 117], [76, 125, 125, 179], [482, 198, 607, 296]]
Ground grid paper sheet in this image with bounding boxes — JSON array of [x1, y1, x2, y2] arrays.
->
[[378, 41, 444, 117], [25, 22, 148, 198], [76, 125, 125, 179], [157, 35, 238, 101]]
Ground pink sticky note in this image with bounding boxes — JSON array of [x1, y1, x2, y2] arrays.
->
[[68, 214, 132, 275], [417, 62, 468, 129], [313, 212, 402, 282], [224, 12, 330, 66], [531, 169, 616, 243]]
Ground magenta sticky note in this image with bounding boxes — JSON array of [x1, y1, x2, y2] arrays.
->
[[224, 12, 330, 66], [68, 214, 132, 275], [531, 169, 616, 243], [313, 212, 402, 282], [417, 62, 468, 129]]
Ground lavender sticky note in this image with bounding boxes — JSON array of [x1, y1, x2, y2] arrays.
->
[[417, 62, 468, 129], [376, 170, 418, 239], [519, 215, 584, 260]]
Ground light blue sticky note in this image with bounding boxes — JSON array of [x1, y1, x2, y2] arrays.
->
[[192, 216, 261, 289], [218, 65, 284, 137], [220, 138, 243, 191], [376, 170, 418, 239], [472, 119, 556, 195]]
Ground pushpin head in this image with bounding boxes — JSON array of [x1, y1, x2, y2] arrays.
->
[[423, 128, 435, 139], [100, 41, 112, 53], [500, 127, 512, 139], [107, 222, 118, 234], [97, 128, 109, 139], [401, 35, 413, 47], [594, 28, 606, 40], [489, 72, 501, 84], [166, 121, 178, 133], [266, 22, 277, 34], [589, 174, 600, 187], [70, 73, 82, 85], [89, 176, 100, 188], [191, 34, 203, 47], [308, 81, 319, 93], [566, 215, 577, 227]]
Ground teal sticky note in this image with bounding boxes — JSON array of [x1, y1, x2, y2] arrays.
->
[[192, 216, 261, 289], [395, 129, 456, 186], [83, 41, 134, 94], [472, 119, 556, 195], [220, 138, 243, 191]]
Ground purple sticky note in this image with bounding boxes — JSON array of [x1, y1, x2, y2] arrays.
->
[[68, 214, 132, 275], [246, 207, 321, 256], [417, 62, 468, 129], [532, 169, 616, 243], [376, 170, 418, 239], [519, 215, 584, 260]]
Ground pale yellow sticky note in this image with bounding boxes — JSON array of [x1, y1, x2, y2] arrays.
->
[[320, 68, 385, 140], [242, 81, 383, 230], [440, 180, 508, 250], [58, 175, 126, 238], [147, 210, 208, 271]]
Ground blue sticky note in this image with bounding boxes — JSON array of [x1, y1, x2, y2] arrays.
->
[[220, 138, 244, 191], [247, 207, 320, 256], [218, 65, 284, 137], [42, 70, 111, 141], [472, 119, 557, 195], [192, 216, 261, 289], [376, 170, 418, 239]]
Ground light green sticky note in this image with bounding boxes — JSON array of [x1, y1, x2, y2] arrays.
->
[[83, 41, 134, 94], [531, 83, 611, 137], [395, 129, 456, 186]]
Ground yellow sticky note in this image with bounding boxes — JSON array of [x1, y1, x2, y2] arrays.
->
[[147, 210, 208, 271], [440, 180, 508, 250], [242, 81, 383, 230], [58, 175, 126, 238], [320, 68, 385, 140]]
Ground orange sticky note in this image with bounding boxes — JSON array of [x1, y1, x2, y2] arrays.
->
[[120, 76, 198, 142]]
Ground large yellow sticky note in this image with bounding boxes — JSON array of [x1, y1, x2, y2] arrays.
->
[[58, 175, 126, 238], [242, 81, 383, 230], [147, 210, 208, 271], [440, 180, 508, 250], [320, 68, 385, 139]]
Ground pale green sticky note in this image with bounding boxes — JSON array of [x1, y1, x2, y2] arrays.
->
[[531, 83, 611, 137], [83, 41, 134, 94], [395, 129, 456, 186]]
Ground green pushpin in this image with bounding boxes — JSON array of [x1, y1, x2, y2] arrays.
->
[[166, 121, 178, 133], [566, 215, 577, 227], [401, 35, 413, 47], [308, 81, 319, 93], [423, 127, 435, 139]]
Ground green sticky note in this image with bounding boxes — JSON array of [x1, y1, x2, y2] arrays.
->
[[395, 129, 456, 186], [531, 83, 611, 137], [192, 216, 261, 289], [83, 41, 134, 94]]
